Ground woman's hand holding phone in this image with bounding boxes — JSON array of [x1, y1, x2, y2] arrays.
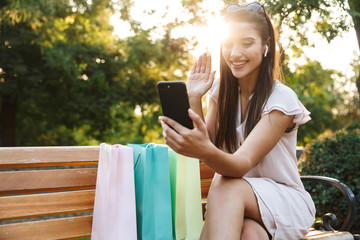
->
[[187, 52, 216, 100], [159, 109, 214, 159]]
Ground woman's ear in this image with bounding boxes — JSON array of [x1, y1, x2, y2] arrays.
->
[[264, 45, 268, 57], [263, 38, 271, 57]]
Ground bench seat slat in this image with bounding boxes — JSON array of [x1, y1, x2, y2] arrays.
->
[[199, 163, 215, 179], [0, 215, 92, 240], [0, 190, 95, 221], [304, 230, 354, 240], [201, 179, 212, 199], [0, 168, 97, 194], [0, 146, 100, 168]]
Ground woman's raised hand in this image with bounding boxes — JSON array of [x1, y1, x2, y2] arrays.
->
[[187, 52, 216, 99]]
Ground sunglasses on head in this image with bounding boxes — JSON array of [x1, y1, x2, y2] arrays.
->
[[225, 2, 265, 14]]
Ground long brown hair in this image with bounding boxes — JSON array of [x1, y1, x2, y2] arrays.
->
[[215, 8, 281, 153]]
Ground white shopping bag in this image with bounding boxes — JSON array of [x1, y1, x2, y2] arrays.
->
[[91, 143, 137, 240]]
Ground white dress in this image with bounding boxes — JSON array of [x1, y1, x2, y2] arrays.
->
[[209, 80, 316, 240]]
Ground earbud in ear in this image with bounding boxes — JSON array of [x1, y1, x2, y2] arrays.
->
[[264, 45, 268, 57]]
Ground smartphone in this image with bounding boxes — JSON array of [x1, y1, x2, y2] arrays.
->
[[157, 81, 194, 129]]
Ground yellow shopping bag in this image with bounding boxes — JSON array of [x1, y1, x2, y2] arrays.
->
[[175, 154, 203, 240]]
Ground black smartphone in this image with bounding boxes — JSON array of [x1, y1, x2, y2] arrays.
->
[[157, 81, 194, 129]]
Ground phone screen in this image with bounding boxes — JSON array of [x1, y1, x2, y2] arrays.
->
[[157, 81, 194, 129]]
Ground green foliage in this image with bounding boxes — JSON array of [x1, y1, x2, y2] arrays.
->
[[265, 0, 357, 44], [335, 55, 360, 126], [284, 59, 343, 145], [298, 123, 360, 233], [0, 0, 123, 145], [0, 0, 192, 146], [0, 0, 358, 146]]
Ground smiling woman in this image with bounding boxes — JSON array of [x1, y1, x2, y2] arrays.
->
[[159, 3, 317, 240]]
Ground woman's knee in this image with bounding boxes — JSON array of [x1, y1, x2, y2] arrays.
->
[[209, 176, 249, 197], [207, 176, 253, 209], [241, 218, 269, 240]]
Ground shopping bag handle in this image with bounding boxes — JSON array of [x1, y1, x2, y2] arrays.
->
[[134, 153, 141, 169], [133, 143, 158, 169], [145, 143, 157, 148]]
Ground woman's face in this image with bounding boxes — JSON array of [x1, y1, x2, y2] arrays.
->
[[222, 21, 265, 81]]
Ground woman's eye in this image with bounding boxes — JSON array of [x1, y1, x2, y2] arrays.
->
[[242, 42, 252, 48]]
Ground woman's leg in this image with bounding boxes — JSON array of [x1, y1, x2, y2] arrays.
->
[[200, 176, 268, 240], [241, 218, 270, 240]]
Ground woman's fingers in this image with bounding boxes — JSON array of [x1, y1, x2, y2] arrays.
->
[[160, 117, 187, 151], [188, 109, 207, 132], [192, 52, 212, 76], [205, 54, 211, 75], [159, 116, 188, 136], [200, 53, 207, 73], [195, 54, 202, 73], [162, 132, 182, 152], [190, 62, 197, 74]]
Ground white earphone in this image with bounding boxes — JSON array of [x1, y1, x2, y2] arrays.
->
[[264, 45, 268, 57]]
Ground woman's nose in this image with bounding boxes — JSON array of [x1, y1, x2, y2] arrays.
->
[[230, 44, 243, 58]]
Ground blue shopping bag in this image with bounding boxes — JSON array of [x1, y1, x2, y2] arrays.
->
[[128, 143, 174, 240], [168, 148, 177, 240]]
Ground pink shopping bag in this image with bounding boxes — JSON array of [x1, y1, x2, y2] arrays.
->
[[91, 143, 137, 240]]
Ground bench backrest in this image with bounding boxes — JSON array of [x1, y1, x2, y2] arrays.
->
[[0, 146, 214, 239], [0, 147, 99, 239]]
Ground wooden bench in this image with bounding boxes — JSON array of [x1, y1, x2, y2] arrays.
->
[[0, 146, 357, 239]]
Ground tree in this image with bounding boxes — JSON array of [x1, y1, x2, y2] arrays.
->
[[0, 0, 194, 146], [108, 22, 193, 144], [0, 0, 126, 146], [264, 0, 360, 94], [284, 59, 343, 144]]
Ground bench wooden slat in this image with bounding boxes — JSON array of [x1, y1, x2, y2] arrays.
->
[[0, 168, 97, 194], [0, 146, 99, 168], [201, 179, 212, 199], [304, 230, 354, 240], [0, 215, 92, 240], [200, 163, 215, 179], [0, 190, 95, 221]]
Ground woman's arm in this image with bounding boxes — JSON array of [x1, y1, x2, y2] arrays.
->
[[189, 95, 217, 144], [205, 97, 217, 144], [160, 109, 294, 177]]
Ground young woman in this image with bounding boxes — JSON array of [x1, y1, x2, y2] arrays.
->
[[159, 3, 315, 239]]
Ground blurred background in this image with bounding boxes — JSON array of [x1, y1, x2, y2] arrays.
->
[[0, 0, 359, 147]]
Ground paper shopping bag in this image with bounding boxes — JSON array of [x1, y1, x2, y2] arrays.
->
[[91, 143, 137, 240], [128, 143, 174, 240], [168, 148, 177, 240], [175, 154, 203, 240]]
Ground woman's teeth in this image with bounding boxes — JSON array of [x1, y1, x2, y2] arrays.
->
[[232, 61, 246, 66]]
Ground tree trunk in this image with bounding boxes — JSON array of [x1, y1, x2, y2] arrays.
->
[[352, 15, 360, 95], [352, 15, 360, 51], [349, 0, 360, 95], [1, 98, 17, 146]]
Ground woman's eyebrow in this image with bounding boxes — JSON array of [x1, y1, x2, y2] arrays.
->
[[240, 37, 256, 41]]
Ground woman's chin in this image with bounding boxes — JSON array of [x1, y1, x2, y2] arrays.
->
[[231, 71, 246, 79]]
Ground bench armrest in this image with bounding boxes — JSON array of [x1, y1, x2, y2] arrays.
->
[[301, 176, 357, 232]]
